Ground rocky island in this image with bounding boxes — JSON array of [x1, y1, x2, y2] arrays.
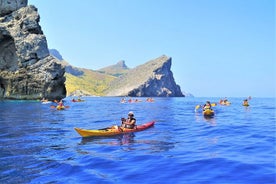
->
[[0, 0, 66, 100]]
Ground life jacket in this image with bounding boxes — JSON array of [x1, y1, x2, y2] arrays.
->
[[203, 104, 211, 110], [124, 117, 136, 129], [243, 101, 249, 106]]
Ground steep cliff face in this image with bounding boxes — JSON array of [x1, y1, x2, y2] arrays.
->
[[0, 0, 27, 16], [104, 55, 184, 97], [0, 1, 66, 100]]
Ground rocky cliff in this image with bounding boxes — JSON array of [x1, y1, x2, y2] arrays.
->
[[104, 55, 184, 97], [0, 0, 66, 100], [98, 60, 129, 77]]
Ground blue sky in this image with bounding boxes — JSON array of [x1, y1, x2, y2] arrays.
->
[[28, 0, 275, 97]]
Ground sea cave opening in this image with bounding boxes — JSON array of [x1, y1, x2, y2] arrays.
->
[[0, 34, 18, 71]]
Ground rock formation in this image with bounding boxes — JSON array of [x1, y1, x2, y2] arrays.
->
[[49, 49, 64, 61], [104, 55, 184, 97], [0, 0, 66, 100], [0, 0, 27, 17], [50, 49, 84, 77], [98, 60, 129, 77]]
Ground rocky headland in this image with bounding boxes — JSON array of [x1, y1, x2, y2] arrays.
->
[[104, 55, 184, 97], [52, 50, 184, 97], [0, 0, 66, 100]]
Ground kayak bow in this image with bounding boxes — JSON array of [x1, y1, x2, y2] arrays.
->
[[203, 109, 215, 117]]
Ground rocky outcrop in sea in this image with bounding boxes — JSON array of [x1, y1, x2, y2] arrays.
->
[[0, 0, 66, 100], [104, 55, 184, 97]]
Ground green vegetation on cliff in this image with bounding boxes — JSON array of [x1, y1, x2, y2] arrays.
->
[[65, 69, 116, 96], [63, 60, 129, 96]]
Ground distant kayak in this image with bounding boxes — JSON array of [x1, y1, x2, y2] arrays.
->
[[242, 99, 250, 106], [220, 101, 231, 106], [203, 109, 215, 117], [74, 121, 155, 137], [56, 106, 65, 110], [51, 105, 70, 110], [72, 99, 85, 102]]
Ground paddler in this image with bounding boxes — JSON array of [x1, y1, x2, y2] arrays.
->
[[121, 111, 136, 129], [203, 101, 212, 110], [57, 100, 64, 108], [243, 99, 249, 106]]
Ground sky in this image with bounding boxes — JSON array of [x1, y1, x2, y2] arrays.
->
[[28, 0, 275, 97]]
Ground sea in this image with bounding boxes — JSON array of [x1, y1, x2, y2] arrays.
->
[[0, 97, 275, 184]]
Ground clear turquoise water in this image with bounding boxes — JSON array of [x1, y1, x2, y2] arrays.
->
[[0, 97, 275, 184]]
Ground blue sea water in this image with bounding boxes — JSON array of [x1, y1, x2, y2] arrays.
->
[[0, 97, 275, 184]]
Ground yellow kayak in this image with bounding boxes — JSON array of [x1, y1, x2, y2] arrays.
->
[[203, 109, 215, 117], [51, 105, 70, 110], [56, 106, 65, 110], [74, 121, 155, 137]]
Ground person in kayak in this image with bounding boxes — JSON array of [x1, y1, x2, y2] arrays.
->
[[121, 111, 136, 129], [57, 100, 64, 108], [243, 99, 249, 106], [203, 101, 212, 110]]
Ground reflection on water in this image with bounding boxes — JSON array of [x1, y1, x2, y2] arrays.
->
[[80, 133, 135, 146], [194, 112, 217, 126], [78, 133, 175, 154], [203, 116, 217, 126]]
